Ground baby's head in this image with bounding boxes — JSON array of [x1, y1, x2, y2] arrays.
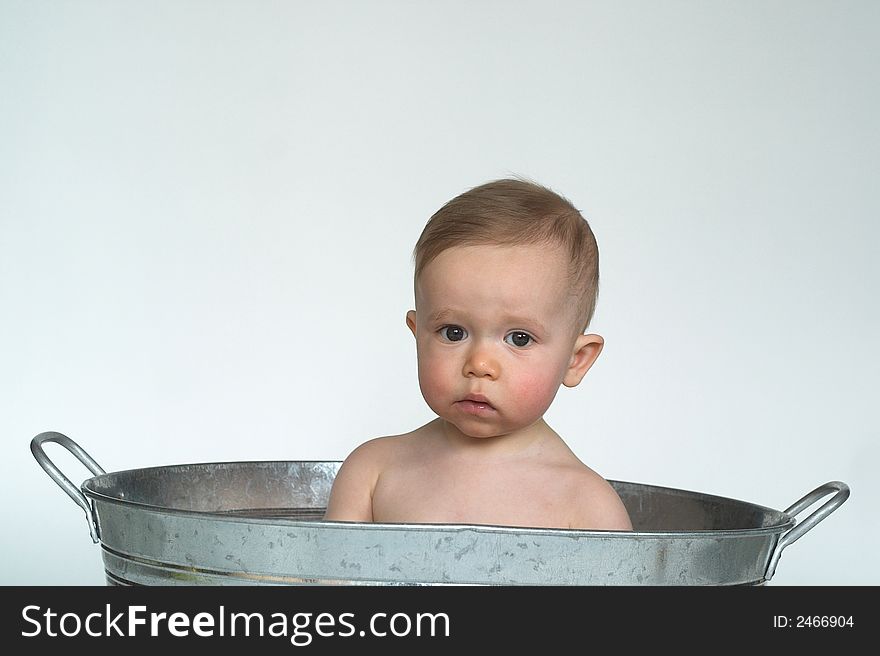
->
[[413, 178, 599, 335], [407, 178, 604, 440]]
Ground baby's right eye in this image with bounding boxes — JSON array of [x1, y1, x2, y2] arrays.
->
[[439, 325, 467, 342]]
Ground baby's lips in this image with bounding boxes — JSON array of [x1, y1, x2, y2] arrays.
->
[[455, 398, 498, 415], [461, 393, 493, 406]]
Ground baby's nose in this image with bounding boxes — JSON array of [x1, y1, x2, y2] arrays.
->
[[462, 343, 499, 379]]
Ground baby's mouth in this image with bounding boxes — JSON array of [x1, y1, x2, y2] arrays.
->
[[456, 395, 496, 414]]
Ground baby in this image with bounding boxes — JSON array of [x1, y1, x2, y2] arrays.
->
[[324, 178, 632, 531]]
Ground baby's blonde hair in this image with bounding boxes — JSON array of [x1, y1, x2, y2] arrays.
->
[[413, 178, 600, 332]]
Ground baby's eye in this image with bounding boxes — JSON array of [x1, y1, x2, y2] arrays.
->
[[439, 325, 467, 342], [505, 331, 533, 348]]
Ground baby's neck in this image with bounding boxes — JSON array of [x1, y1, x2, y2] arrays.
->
[[435, 418, 557, 460]]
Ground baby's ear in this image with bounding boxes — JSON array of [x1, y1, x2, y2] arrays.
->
[[563, 334, 604, 387], [406, 310, 417, 338]]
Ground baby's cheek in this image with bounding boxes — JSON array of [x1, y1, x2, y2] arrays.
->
[[510, 369, 561, 418], [417, 351, 453, 405]]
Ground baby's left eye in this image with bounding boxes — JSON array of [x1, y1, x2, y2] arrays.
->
[[505, 332, 533, 348]]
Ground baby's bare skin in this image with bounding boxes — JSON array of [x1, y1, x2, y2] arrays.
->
[[326, 418, 632, 530]]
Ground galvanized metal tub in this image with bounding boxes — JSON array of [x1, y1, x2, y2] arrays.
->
[[31, 431, 849, 585]]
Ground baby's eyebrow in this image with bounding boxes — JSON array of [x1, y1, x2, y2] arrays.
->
[[504, 315, 549, 336], [428, 308, 456, 325]]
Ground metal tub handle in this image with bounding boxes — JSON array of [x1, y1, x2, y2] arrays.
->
[[764, 481, 850, 581], [30, 431, 106, 543]]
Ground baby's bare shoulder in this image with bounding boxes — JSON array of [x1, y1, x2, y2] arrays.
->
[[324, 432, 419, 522], [350, 428, 425, 458], [556, 464, 633, 531], [337, 428, 426, 475]]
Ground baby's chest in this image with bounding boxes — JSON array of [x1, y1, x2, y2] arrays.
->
[[371, 468, 576, 527]]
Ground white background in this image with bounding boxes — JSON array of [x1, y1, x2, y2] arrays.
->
[[2, 0, 876, 585]]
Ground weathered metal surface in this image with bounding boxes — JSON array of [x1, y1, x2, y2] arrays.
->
[[31, 432, 850, 586]]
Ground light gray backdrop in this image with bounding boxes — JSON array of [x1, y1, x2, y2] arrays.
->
[[2, 0, 876, 585]]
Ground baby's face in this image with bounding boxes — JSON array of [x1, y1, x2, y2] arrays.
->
[[409, 243, 587, 439]]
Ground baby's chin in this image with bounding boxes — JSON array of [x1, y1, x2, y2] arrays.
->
[[442, 416, 514, 440]]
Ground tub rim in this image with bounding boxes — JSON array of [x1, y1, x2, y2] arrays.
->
[[81, 459, 799, 540]]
